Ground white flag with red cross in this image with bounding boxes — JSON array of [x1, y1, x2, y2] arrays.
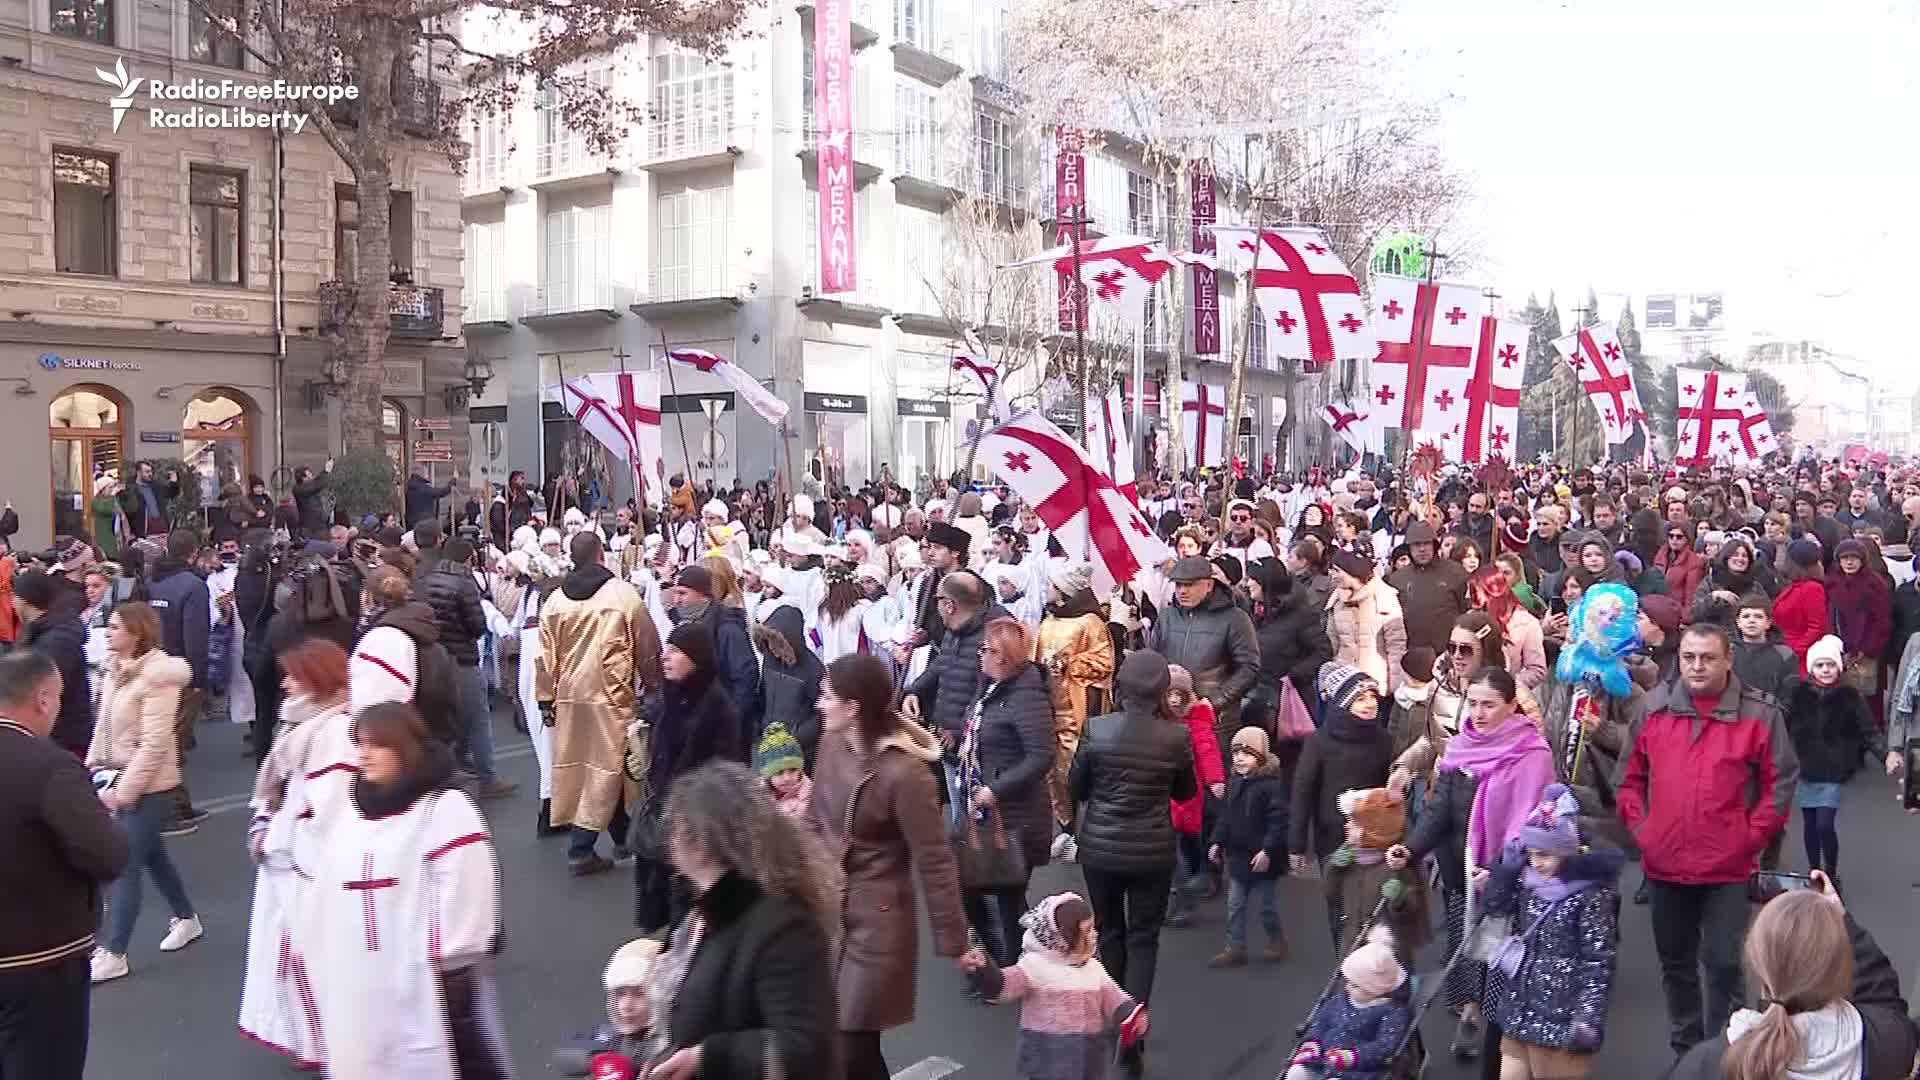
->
[[1004, 235, 1181, 333], [1736, 393, 1778, 462], [1208, 226, 1375, 372], [1550, 324, 1645, 444], [1180, 381, 1229, 469], [666, 347, 790, 425], [1084, 383, 1138, 504], [558, 370, 665, 506], [1674, 367, 1751, 465], [979, 411, 1171, 597], [1457, 316, 1530, 464], [1368, 275, 1489, 433], [1322, 397, 1383, 456], [951, 353, 1010, 424]]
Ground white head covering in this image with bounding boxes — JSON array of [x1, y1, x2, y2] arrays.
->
[[539, 528, 563, 550], [562, 507, 588, 533], [792, 494, 814, 518], [511, 525, 538, 552], [846, 528, 874, 553], [703, 499, 730, 521], [855, 563, 887, 586], [504, 549, 532, 578], [349, 627, 418, 713], [1047, 559, 1094, 597]]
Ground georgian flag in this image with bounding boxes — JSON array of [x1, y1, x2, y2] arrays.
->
[[1208, 225, 1375, 371], [1083, 383, 1138, 503], [1674, 367, 1750, 465], [558, 370, 665, 506], [1737, 394, 1779, 461], [1004, 235, 1181, 333], [952, 353, 1009, 423], [1322, 398, 1383, 456], [1551, 323, 1645, 444], [979, 411, 1170, 598], [1180, 381, 1229, 469], [666, 348, 789, 425], [1369, 275, 1486, 432]]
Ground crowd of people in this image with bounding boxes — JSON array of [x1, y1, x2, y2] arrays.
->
[[5, 450, 1920, 1080]]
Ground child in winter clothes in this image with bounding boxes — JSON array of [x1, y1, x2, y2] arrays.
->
[[963, 892, 1149, 1080], [1286, 925, 1413, 1080], [1480, 784, 1622, 1080], [1208, 726, 1290, 967], [1786, 636, 1881, 881], [1324, 787, 1429, 961], [1166, 664, 1225, 925], [755, 721, 814, 821], [550, 938, 662, 1075], [1731, 596, 1800, 700]]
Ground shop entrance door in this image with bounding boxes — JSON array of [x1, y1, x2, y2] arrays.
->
[[49, 385, 127, 544]]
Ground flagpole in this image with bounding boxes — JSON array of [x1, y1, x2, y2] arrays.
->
[[656, 330, 699, 497], [1571, 303, 1594, 469], [612, 346, 649, 510], [1401, 242, 1447, 472], [1065, 205, 1092, 450]]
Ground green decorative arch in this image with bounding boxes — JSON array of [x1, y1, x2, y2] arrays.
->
[[1371, 232, 1430, 279]]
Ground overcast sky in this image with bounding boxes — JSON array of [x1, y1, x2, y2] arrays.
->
[[1385, 0, 1918, 383]]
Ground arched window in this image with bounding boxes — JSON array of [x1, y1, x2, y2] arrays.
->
[[182, 387, 255, 513], [383, 398, 408, 474], [48, 383, 127, 541]]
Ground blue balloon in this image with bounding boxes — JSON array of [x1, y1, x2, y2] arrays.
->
[[1552, 583, 1643, 698]]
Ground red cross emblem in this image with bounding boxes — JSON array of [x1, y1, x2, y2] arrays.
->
[[1375, 385, 1396, 406], [1303, 242, 1328, 255], [1338, 313, 1364, 333], [1490, 426, 1510, 450], [1444, 306, 1468, 325], [1603, 342, 1621, 361], [1382, 299, 1404, 319], [1003, 451, 1032, 472], [1498, 345, 1518, 367], [1459, 317, 1523, 463], [1676, 371, 1747, 464], [1575, 329, 1636, 433], [1274, 310, 1298, 333], [1374, 283, 1474, 430], [343, 853, 399, 952], [1433, 388, 1456, 411], [1092, 269, 1128, 300]]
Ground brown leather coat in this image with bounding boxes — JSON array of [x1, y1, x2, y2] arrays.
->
[[810, 717, 969, 1032]]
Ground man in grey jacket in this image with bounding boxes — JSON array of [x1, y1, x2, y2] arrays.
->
[[1149, 556, 1261, 771]]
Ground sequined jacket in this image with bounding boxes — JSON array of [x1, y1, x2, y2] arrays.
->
[[1481, 845, 1623, 1053]]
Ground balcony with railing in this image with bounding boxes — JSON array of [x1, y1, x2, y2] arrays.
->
[[795, 0, 882, 50], [799, 113, 886, 186], [891, 0, 960, 83], [324, 67, 444, 139], [463, 287, 510, 330], [532, 72, 617, 186], [317, 280, 447, 339], [632, 250, 740, 319], [523, 279, 620, 325]]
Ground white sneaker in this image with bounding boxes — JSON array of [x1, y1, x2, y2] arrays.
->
[[159, 915, 203, 952], [91, 949, 129, 983]]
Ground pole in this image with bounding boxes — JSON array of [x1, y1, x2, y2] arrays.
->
[[1224, 196, 1275, 478], [656, 330, 698, 497], [1570, 304, 1594, 469], [1065, 205, 1092, 448], [611, 346, 649, 510], [1400, 242, 1447, 470]]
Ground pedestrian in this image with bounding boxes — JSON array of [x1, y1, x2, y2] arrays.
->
[[1387, 520, 1468, 657], [1150, 554, 1262, 771], [142, 529, 211, 834], [750, 605, 826, 768], [419, 537, 513, 798], [1207, 725, 1289, 967], [1164, 664, 1224, 925], [1471, 564, 1548, 689], [902, 570, 997, 751], [1245, 556, 1334, 751], [300, 701, 509, 1080], [1729, 596, 1799, 700], [0, 649, 128, 1079], [357, 567, 459, 747], [13, 568, 93, 756], [538, 531, 660, 877], [1325, 545, 1407, 693], [550, 939, 661, 1074], [1617, 622, 1798, 1060], [290, 459, 333, 541], [810, 653, 971, 1080], [1654, 521, 1708, 611], [85, 601, 202, 983], [402, 464, 456, 532], [1480, 785, 1623, 1080], [668, 563, 761, 747], [1824, 539, 1890, 696], [755, 721, 813, 820], [961, 892, 1148, 1080], [1035, 559, 1114, 846], [1067, 650, 1199, 1076], [1784, 636, 1878, 883], [1285, 925, 1413, 1080], [1289, 662, 1394, 941], [1773, 539, 1830, 671], [1324, 787, 1428, 960]]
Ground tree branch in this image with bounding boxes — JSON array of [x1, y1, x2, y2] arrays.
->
[[230, 0, 360, 171]]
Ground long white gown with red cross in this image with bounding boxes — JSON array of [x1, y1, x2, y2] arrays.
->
[[296, 788, 502, 1080]]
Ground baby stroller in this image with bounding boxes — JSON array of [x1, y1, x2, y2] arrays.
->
[[1280, 896, 1470, 1080]]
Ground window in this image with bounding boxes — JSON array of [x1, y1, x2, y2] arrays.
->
[[651, 52, 732, 159], [463, 219, 506, 321], [190, 167, 244, 285], [48, 385, 125, 540], [1084, 155, 1128, 235], [188, 0, 244, 69], [466, 108, 509, 192], [536, 68, 610, 178], [182, 389, 253, 509], [335, 187, 413, 282], [541, 202, 612, 312], [896, 0, 935, 52], [894, 206, 944, 313], [654, 182, 731, 300], [896, 79, 937, 180], [49, 0, 110, 42], [975, 0, 1008, 81], [53, 149, 115, 276], [1127, 169, 1168, 241], [972, 104, 1021, 207]]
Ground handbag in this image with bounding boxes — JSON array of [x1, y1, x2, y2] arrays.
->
[[1274, 676, 1316, 741], [1473, 892, 1575, 978], [952, 808, 1027, 892]]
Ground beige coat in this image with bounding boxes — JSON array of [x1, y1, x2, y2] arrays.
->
[[1034, 608, 1114, 822], [535, 573, 662, 831], [85, 649, 190, 800], [1327, 576, 1408, 690]]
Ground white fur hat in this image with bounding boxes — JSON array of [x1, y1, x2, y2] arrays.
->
[[792, 494, 814, 517], [703, 499, 730, 520], [563, 507, 587, 527], [1807, 634, 1845, 672], [539, 528, 563, 549], [350, 627, 418, 713], [604, 938, 662, 990], [511, 525, 538, 552], [1048, 559, 1093, 597], [855, 563, 887, 585]]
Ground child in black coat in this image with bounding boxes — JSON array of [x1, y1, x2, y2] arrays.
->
[[1786, 636, 1881, 882], [1208, 725, 1290, 967]]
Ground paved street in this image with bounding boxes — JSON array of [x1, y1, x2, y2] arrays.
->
[[87, 706, 1920, 1079]]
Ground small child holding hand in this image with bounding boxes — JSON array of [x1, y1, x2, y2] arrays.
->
[[755, 722, 814, 820]]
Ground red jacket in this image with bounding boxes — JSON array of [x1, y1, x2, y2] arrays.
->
[[1170, 700, 1223, 835], [1653, 546, 1707, 618], [1771, 578, 1829, 673], [1617, 677, 1798, 885]]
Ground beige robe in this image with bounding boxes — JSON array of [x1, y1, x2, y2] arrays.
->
[[534, 575, 661, 831], [1034, 610, 1114, 824]]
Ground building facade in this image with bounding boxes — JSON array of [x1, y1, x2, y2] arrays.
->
[[0, 0, 467, 548]]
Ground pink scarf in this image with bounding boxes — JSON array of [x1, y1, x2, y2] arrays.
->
[[1436, 712, 1555, 869]]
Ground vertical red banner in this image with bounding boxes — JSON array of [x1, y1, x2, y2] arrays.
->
[[1189, 160, 1219, 355], [1055, 128, 1086, 331], [815, 0, 855, 293]]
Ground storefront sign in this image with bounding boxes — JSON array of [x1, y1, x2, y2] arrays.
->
[[813, 0, 856, 294], [1189, 160, 1220, 354], [189, 301, 250, 322], [804, 392, 867, 414], [139, 431, 181, 444], [897, 398, 950, 418], [1055, 128, 1087, 331], [38, 352, 140, 372], [383, 359, 424, 396], [413, 439, 453, 463], [414, 416, 451, 431]]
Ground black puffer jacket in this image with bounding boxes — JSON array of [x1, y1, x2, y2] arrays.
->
[[1784, 680, 1879, 784], [21, 608, 91, 755], [1404, 765, 1476, 894], [751, 606, 825, 768], [1069, 705, 1198, 874], [967, 662, 1055, 873], [417, 559, 487, 667], [680, 602, 760, 749], [907, 608, 992, 745], [1287, 708, 1394, 859], [1147, 584, 1261, 714], [1254, 580, 1333, 694]]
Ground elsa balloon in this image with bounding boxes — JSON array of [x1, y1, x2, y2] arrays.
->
[[1553, 582, 1642, 698]]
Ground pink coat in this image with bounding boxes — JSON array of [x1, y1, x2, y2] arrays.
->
[[1501, 608, 1549, 690], [1170, 700, 1224, 835]]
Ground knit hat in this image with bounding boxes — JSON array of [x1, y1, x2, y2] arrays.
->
[[674, 565, 714, 597], [1401, 646, 1437, 683], [604, 938, 663, 990], [1230, 725, 1271, 765], [754, 721, 806, 778], [1807, 634, 1845, 672], [791, 494, 814, 518], [1337, 787, 1405, 849], [927, 522, 971, 559], [1500, 517, 1529, 552], [1328, 545, 1374, 582], [1018, 892, 1086, 957], [1115, 650, 1172, 706], [1614, 549, 1643, 578], [350, 627, 418, 713], [1835, 538, 1869, 563], [1047, 559, 1093, 597], [1516, 783, 1583, 856], [1317, 660, 1378, 714], [1787, 538, 1823, 568], [12, 569, 56, 611], [666, 621, 716, 675], [1341, 924, 1406, 999], [539, 527, 563, 549], [703, 499, 730, 520], [1212, 554, 1243, 586]]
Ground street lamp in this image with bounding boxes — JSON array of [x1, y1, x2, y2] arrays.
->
[[443, 351, 495, 410]]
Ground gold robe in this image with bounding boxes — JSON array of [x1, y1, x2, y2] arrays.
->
[[534, 574, 662, 832], [1034, 610, 1114, 824]]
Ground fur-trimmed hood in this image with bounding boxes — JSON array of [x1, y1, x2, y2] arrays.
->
[[876, 716, 942, 762]]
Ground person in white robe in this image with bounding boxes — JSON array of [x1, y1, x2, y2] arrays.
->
[[811, 562, 873, 662]]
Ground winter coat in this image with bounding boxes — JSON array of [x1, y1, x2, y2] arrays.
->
[[1210, 757, 1287, 880], [1772, 578, 1830, 671], [1386, 557, 1468, 657], [1481, 846, 1622, 1053], [1653, 545, 1707, 614], [1169, 699, 1224, 835], [1503, 607, 1549, 691], [1525, 533, 1566, 580], [1732, 637, 1799, 701], [85, 650, 192, 800], [751, 606, 826, 769], [1539, 678, 1636, 852], [403, 474, 454, 531], [1068, 702, 1198, 874], [1687, 540, 1778, 622], [1255, 587, 1334, 696], [1147, 584, 1261, 718], [1616, 676, 1798, 885], [1785, 680, 1880, 784], [118, 474, 180, 537], [966, 662, 1056, 872], [292, 470, 330, 536], [1326, 577, 1408, 691], [1288, 711, 1394, 859], [1825, 567, 1892, 660], [418, 559, 488, 667], [681, 602, 761, 750], [1297, 986, 1412, 1080], [907, 608, 994, 744], [810, 717, 968, 1031], [22, 608, 92, 755], [1327, 852, 1430, 957], [1404, 766, 1476, 895], [662, 873, 836, 1080], [143, 560, 210, 689]]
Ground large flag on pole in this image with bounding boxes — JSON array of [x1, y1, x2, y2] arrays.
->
[[1004, 235, 1182, 333], [559, 370, 665, 506], [1322, 397, 1384, 456], [1083, 383, 1137, 503], [1551, 324, 1645, 444], [979, 410, 1170, 597], [1180, 381, 1228, 469], [1369, 275, 1487, 432], [666, 348, 789, 425], [1209, 225, 1375, 372], [1674, 367, 1750, 465], [952, 353, 1009, 424], [1736, 393, 1778, 461]]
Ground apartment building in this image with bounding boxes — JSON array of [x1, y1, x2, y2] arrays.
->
[[461, 0, 1311, 497], [0, 0, 467, 546]]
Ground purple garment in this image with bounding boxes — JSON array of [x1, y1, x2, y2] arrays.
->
[[1437, 713, 1556, 869]]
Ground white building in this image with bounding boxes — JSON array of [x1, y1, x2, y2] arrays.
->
[[1743, 340, 1870, 450]]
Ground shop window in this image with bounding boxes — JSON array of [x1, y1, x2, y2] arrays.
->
[[48, 384, 126, 542], [190, 167, 244, 285], [182, 388, 254, 512], [53, 149, 116, 276], [49, 0, 111, 42], [383, 398, 408, 473]]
